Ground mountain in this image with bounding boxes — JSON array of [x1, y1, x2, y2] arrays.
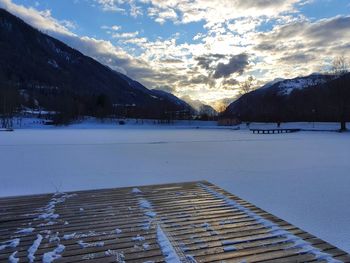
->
[[0, 8, 190, 122], [151, 89, 194, 112], [180, 96, 218, 116], [225, 73, 350, 123]]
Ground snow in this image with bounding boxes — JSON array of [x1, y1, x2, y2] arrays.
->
[[143, 243, 150, 250], [105, 249, 125, 262], [78, 240, 104, 248], [139, 199, 152, 209], [259, 74, 332, 96], [278, 77, 328, 95], [9, 251, 19, 263], [200, 183, 341, 262], [42, 244, 65, 263], [131, 188, 142, 194], [0, 122, 350, 253], [63, 233, 76, 240], [0, 239, 20, 251], [132, 235, 145, 242], [156, 225, 181, 262], [145, 211, 157, 218], [113, 228, 122, 234], [28, 234, 43, 262], [15, 227, 35, 234]]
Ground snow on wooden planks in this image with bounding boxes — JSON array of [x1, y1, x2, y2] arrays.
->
[[0, 181, 349, 263]]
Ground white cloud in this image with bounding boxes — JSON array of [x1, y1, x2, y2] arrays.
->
[[95, 0, 125, 12], [0, 0, 73, 36], [1, 0, 350, 108], [112, 31, 139, 38], [140, 0, 304, 26]]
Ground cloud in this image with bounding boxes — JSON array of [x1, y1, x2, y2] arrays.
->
[[101, 25, 122, 31], [195, 54, 226, 70], [147, 6, 177, 24], [1, 0, 350, 108], [140, 0, 304, 25], [0, 0, 74, 36], [112, 31, 139, 38], [94, 0, 125, 12], [213, 53, 249, 79], [0, 0, 159, 86], [253, 15, 350, 77]]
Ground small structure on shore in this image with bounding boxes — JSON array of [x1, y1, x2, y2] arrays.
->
[[218, 117, 241, 126]]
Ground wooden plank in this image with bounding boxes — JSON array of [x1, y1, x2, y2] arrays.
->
[[0, 181, 348, 263]]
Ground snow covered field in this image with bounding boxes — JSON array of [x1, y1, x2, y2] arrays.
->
[[1, 122, 350, 253]]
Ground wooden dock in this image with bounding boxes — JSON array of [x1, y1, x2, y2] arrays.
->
[[0, 181, 349, 262], [251, 128, 301, 134]]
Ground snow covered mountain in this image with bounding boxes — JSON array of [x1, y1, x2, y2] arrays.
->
[[180, 96, 218, 116], [225, 73, 350, 122], [151, 90, 194, 111], [263, 74, 332, 96]]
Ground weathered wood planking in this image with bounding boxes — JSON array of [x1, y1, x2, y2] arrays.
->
[[0, 181, 349, 263]]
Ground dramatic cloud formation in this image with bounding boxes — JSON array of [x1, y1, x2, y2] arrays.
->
[[213, 54, 249, 79], [1, 0, 350, 109]]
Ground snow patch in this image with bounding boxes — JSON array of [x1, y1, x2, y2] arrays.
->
[[156, 225, 181, 263], [42, 244, 65, 263], [143, 243, 150, 250], [139, 199, 152, 209], [199, 183, 342, 263], [145, 211, 157, 218], [277, 76, 328, 96], [0, 238, 20, 251], [105, 249, 125, 262], [132, 188, 142, 194], [63, 233, 76, 240], [15, 227, 35, 234], [9, 251, 19, 263], [28, 234, 43, 262], [113, 228, 122, 234], [132, 235, 145, 242], [78, 240, 104, 248]]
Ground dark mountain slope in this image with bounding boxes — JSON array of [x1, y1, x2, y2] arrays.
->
[[0, 8, 190, 122], [225, 73, 350, 124]]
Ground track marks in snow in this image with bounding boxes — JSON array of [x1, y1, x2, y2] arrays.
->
[[28, 234, 43, 262], [199, 183, 342, 263]]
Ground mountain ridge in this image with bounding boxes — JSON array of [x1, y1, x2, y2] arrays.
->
[[0, 8, 192, 122], [225, 72, 350, 124]]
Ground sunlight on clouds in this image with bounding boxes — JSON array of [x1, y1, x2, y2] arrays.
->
[[1, 0, 350, 108]]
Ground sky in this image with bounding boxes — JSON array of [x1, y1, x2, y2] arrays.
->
[[0, 0, 349, 109]]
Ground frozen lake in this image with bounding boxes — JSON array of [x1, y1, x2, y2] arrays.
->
[[1, 126, 350, 253]]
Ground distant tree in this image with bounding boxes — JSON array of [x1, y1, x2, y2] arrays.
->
[[332, 56, 348, 76], [0, 84, 20, 129], [331, 56, 349, 131], [238, 76, 255, 96], [95, 94, 112, 120]]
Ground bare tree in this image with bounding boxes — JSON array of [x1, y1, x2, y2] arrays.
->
[[331, 56, 349, 131], [238, 76, 255, 96], [332, 56, 348, 76]]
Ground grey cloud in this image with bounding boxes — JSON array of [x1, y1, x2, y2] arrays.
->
[[279, 53, 315, 64], [257, 16, 350, 49], [195, 54, 226, 70], [237, 0, 292, 9], [160, 58, 183, 64], [222, 78, 239, 86], [213, 53, 249, 79], [305, 16, 350, 44]]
